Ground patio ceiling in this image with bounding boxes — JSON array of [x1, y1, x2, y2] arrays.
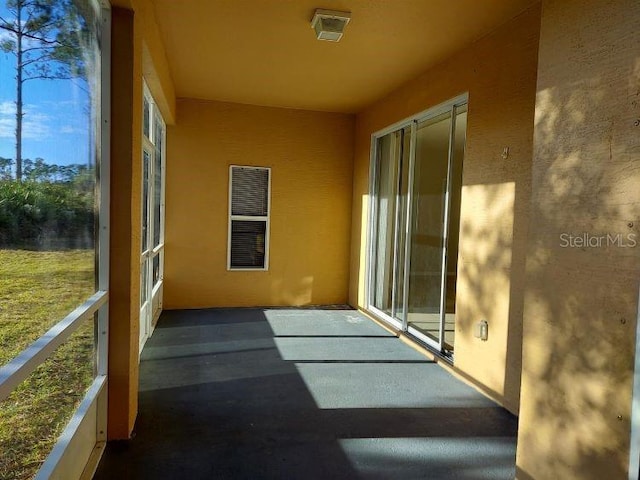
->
[[149, 0, 538, 113]]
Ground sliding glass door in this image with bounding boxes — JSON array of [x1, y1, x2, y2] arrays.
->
[[368, 97, 467, 357]]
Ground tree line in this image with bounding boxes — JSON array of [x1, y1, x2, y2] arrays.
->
[[0, 158, 94, 249], [0, 156, 91, 183]]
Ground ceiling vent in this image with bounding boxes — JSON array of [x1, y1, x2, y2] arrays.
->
[[311, 9, 351, 42]]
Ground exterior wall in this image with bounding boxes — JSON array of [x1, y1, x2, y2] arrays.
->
[[108, 6, 142, 440], [111, 0, 175, 123], [164, 100, 354, 308], [516, 0, 640, 478], [137, 0, 175, 123], [349, 5, 541, 413], [108, 2, 175, 439]]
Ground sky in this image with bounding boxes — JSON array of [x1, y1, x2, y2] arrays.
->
[[0, 2, 92, 167]]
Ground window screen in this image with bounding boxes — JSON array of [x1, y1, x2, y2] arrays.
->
[[229, 166, 270, 269]]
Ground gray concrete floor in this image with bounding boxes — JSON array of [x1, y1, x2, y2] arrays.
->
[[93, 308, 517, 480]]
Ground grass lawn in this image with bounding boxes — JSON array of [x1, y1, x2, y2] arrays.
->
[[0, 249, 95, 480]]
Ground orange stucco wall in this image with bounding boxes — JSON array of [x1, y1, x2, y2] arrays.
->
[[108, 2, 175, 439], [136, 0, 175, 123], [164, 100, 354, 308], [516, 0, 640, 478], [349, 5, 541, 414], [108, 6, 142, 440]]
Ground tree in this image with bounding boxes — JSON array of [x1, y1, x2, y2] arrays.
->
[[0, 156, 12, 179], [0, 0, 86, 181]]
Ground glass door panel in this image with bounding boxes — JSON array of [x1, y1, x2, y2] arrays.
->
[[392, 128, 412, 324], [406, 112, 452, 348], [443, 106, 467, 352], [141, 150, 150, 257], [371, 127, 411, 325], [140, 149, 152, 350], [371, 131, 401, 319]]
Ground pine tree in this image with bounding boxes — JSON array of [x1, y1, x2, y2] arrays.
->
[[0, 0, 86, 181]]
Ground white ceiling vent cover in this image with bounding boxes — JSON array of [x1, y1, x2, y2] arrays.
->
[[311, 9, 351, 42]]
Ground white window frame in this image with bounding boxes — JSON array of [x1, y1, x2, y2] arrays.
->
[[227, 165, 271, 271], [140, 81, 166, 352]]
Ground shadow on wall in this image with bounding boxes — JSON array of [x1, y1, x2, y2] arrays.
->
[[516, 55, 640, 478]]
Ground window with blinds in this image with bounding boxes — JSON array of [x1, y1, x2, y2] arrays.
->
[[228, 166, 271, 270]]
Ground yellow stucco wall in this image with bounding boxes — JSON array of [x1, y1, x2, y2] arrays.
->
[[164, 99, 354, 308], [108, 6, 142, 440], [349, 5, 541, 414], [108, 1, 175, 439], [137, 0, 175, 124], [516, 0, 640, 478]]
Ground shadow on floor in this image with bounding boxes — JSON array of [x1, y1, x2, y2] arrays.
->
[[93, 308, 517, 480]]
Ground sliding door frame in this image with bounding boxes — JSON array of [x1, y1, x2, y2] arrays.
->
[[366, 93, 468, 356], [400, 121, 417, 331]]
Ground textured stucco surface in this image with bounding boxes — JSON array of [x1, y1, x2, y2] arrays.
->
[[516, 0, 640, 478], [108, 6, 143, 439], [164, 100, 354, 308]]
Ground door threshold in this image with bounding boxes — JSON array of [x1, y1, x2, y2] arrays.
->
[[359, 307, 454, 364]]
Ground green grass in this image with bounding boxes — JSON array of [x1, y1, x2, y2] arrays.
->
[[0, 250, 95, 480]]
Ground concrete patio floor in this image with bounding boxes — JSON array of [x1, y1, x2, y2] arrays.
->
[[93, 308, 517, 479]]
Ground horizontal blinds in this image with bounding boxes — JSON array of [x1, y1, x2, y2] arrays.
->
[[230, 220, 266, 268], [231, 167, 269, 216]]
